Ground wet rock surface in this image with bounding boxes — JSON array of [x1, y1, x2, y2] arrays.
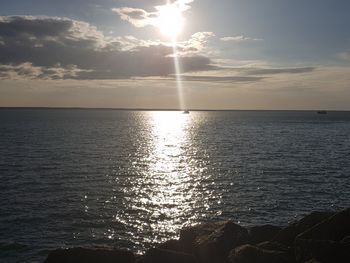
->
[[44, 208, 350, 263]]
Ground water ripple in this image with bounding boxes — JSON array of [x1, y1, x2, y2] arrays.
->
[[1, 110, 350, 262]]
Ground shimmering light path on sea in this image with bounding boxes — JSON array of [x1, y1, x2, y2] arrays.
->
[[114, 112, 219, 250]]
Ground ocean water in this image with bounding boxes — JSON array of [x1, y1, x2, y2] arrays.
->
[[1, 109, 350, 262]]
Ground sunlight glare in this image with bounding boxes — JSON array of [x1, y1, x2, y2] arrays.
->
[[156, 4, 184, 38], [156, 1, 186, 110]]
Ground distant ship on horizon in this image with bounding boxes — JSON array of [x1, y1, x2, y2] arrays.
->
[[317, 111, 327, 114]]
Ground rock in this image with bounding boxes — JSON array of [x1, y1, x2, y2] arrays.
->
[[295, 239, 349, 263], [341, 235, 350, 244], [179, 221, 227, 253], [249, 225, 282, 244], [135, 254, 144, 263], [272, 211, 334, 246], [304, 259, 320, 263], [44, 247, 135, 263], [228, 244, 290, 263], [143, 248, 196, 263], [43, 208, 350, 263], [158, 239, 184, 252], [195, 221, 250, 263], [295, 208, 350, 263], [178, 221, 250, 263], [296, 209, 350, 241], [257, 241, 289, 253], [299, 209, 350, 262], [257, 241, 295, 262]]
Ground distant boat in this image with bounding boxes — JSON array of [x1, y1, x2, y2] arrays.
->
[[317, 111, 327, 114], [183, 110, 190, 114]]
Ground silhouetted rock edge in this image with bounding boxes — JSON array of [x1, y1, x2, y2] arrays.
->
[[44, 208, 350, 263]]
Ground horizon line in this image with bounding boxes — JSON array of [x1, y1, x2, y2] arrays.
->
[[0, 107, 348, 112]]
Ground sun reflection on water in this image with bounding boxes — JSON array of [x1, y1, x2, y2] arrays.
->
[[143, 112, 201, 240], [114, 111, 216, 251]]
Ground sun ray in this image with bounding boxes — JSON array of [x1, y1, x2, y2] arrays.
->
[[172, 43, 185, 111], [155, 1, 186, 110]]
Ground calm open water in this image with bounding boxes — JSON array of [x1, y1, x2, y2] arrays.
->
[[1, 109, 350, 262]]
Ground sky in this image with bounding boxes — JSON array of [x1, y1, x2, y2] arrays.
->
[[0, 0, 350, 110]]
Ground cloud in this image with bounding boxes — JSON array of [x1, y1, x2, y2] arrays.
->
[[178, 75, 265, 83], [180, 32, 215, 54], [112, 0, 194, 28], [0, 63, 89, 80], [245, 67, 315, 75], [112, 7, 154, 28], [0, 16, 319, 83], [338, 51, 350, 61], [220, 35, 263, 42], [136, 66, 315, 83], [2, 66, 350, 109], [0, 16, 215, 80]]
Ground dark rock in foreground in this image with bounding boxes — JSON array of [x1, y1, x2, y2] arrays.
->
[[142, 248, 196, 263], [228, 244, 290, 263], [257, 241, 289, 253], [272, 211, 335, 246], [157, 239, 184, 252], [44, 247, 135, 263], [295, 208, 350, 263], [249, 225, 282, 244], [179, 221, 228, 254], [194, 221, 250, 263], [44, 208, 350, 263]]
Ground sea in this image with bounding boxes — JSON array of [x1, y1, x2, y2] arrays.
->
[[1, 109, 350, 262]]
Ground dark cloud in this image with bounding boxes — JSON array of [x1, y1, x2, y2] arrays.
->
[[0, 16, 215, 80], [0, 16, 317, 82], [0, 16, 71, 37]]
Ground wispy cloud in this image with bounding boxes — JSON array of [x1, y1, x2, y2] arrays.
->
[[178, 75, 265, 83], [135, 66, 317, 84], [112, 7, 154, 28], [180, 32, 215, 54], [220, 35, 263, 42], [338, 51, 350, 62], [0, 63, 89, 80], [245, 67, 315, 75]]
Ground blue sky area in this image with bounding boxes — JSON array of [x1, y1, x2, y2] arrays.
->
[[0, 0, 349, 109]]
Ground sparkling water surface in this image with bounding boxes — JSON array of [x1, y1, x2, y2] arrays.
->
[[1, 110, 350, 262]]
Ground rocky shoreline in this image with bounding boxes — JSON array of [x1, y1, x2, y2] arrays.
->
[[45, 208, 349, 263]]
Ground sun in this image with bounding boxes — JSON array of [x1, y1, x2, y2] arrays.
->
[[156, 4, 184, 39]]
